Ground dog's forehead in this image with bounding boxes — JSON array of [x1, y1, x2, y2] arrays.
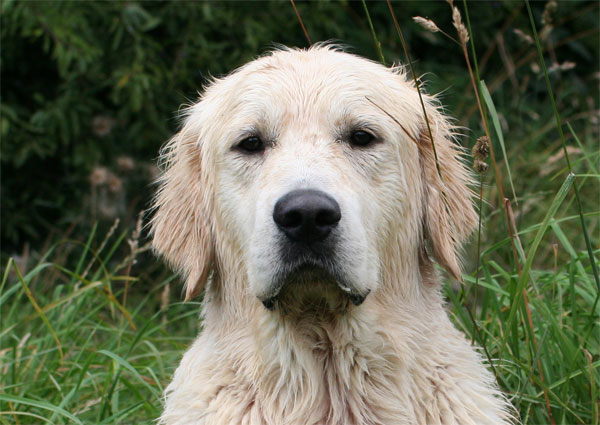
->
[[205, 48, 408, 114], [241, 49, 395, 98]]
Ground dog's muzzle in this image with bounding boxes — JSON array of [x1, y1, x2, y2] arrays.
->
[[260, 189, 369, 310]]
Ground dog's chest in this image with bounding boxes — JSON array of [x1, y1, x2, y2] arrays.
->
[[163, 314, 510, 425], [309, 347, 409, 425], [227, 334, 410, 425]]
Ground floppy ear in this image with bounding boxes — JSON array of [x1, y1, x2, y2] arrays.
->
[[418, 102, 477, 280], [151, 113, 213, 300]]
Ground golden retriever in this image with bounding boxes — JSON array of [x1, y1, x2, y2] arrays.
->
[[152, 46, 513, 425]]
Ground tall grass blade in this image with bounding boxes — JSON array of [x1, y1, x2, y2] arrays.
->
[[97, 349, 159, 418], [361, 0, 385, 64], [53, 265, 137, 330], [535, 360, 600, 397], [567, 122, 598, 174], [73, 222, 97, 281], [503, 173, 574, 345], [480, 81, 518, 204], [23, 278, 106, 322], [91, 230, 128, 282], [289, 0, 311, 45], [11, 259, 64, 361], [1, 411, 54, 423], [98, 401, 145, 424], [0, 394, 84, 424]]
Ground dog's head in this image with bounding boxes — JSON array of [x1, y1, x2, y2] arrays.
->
[[152, 46, 477, 312]]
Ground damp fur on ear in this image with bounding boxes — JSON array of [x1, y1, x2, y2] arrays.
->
[[151, 108, 214, 300], [417, 102, 478, 281]]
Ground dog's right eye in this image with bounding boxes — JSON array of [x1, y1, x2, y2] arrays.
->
[[237, 136, 265, 153], [349, 130, 376, 147]]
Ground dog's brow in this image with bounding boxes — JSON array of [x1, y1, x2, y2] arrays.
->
[[365, 96, 418, 145]]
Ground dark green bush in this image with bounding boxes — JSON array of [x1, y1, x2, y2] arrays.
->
[[1, 1, 367, 251]]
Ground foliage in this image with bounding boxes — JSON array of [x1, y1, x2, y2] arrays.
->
[[1, 226, 192, 424], [3, 1, 596, 256], [1, 0, 599, 424]]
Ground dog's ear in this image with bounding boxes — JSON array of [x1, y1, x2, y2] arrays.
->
[[151, 113, 213, 300], [418, 103, 477, 280]]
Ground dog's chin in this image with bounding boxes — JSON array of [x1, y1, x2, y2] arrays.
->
[[260, 263, 368, 315]]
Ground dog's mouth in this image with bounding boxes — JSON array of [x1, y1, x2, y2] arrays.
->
[[260, 260, 370, 311]]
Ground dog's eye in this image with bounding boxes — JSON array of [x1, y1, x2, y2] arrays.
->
[[237, 136, 264, 153], [349, 130, 375, 147]]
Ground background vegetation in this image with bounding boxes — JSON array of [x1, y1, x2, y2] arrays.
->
[[1, 1, 598, 424]]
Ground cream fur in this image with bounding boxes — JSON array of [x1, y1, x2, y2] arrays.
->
[[152, 45, 515, 425]]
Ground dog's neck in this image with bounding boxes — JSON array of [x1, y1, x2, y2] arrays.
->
[[194, 264, 510, 425], [245, 294, 411, 424]]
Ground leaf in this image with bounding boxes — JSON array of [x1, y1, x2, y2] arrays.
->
[[503, 173, 574, 347], [0, 394, 83, 424], [480, 80, 518, 205]]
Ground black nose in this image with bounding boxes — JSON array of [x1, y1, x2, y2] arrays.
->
[[273, 189, 341, 243]]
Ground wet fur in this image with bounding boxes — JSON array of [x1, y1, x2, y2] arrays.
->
[[152, 45, 515, 425]]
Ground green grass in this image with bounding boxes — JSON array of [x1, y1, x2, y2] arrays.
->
[[0, 232, 199, 424], [446, 206, 599, 424], [2, 1, 599, 424]]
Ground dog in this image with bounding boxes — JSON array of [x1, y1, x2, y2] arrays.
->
[[152, 45, 514, 425]]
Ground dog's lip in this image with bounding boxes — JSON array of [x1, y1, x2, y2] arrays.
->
[[261, 297, 276, 311], [259, 263, 370, 310], [260, 289, 370, 310]]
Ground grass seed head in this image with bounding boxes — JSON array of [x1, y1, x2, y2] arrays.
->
[[472, 136, 489, 175], [451, 6, 469, 45], [541, 0, 558, 27], [548, 61, 576, 73], [413, 16, 441, 33], [472, 136, 490, 161], [473, 159, 489, 174], [513, 28, 534, 45]]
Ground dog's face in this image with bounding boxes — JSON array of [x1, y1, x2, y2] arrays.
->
[[152, 47, 477, 312], [213, 54, 422, 309]]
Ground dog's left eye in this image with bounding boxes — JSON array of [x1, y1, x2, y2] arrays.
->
[[237, 136, 265, 153], [349, 130, 375, 147]]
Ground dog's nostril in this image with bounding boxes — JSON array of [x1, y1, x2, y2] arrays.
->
[[273, 189, 341, 243], [315, 208, 341, 227], [280, 210, 302, 228]]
